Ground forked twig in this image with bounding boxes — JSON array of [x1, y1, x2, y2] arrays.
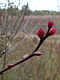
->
[[0, 28, 50, 74]]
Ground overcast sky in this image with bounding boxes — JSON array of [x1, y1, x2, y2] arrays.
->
[[0, 0, 60, 11]]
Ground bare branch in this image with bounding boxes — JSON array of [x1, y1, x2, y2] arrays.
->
[[0, 27, 50, 74], [0, 3, 28, 58]]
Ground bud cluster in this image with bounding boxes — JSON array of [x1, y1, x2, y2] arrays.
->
[[37, 21, 56, 39], [0, 21, 56, 75]]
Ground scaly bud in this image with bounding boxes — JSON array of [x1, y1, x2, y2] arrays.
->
[[34, 51, 42, 56], [48, 21, 54, 28], [8, 64, 13, 68], [22, 53, 29, 59], [37, 28, 45, 39], [48, 28, 56, 35]]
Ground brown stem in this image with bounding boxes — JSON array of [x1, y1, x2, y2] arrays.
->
[[0, 53, 34, 74], [0, 26, 50, 74]]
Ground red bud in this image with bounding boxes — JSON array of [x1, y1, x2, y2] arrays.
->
[[37, 28, 45, 39], [8, 64, 13, 68], [48, 28, 56, 35], [34, 51, 42, 56], [48, 21, 54, 28], [0, 70, 3, 74]]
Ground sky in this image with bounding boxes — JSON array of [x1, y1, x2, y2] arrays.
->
[[0, 0, 60, 11]]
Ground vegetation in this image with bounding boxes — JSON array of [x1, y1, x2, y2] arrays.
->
[[0, 1, 60, 80], [0, 5, 60, 16]]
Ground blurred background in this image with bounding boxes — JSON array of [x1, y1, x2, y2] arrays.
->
[[0, 0, 60, 80]]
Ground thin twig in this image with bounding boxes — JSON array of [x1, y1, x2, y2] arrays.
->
[[1, 2, 9, 80], [0, 3, 28, 58], [0, 28, 49, 74]]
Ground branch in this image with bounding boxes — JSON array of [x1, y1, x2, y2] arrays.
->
[[0, 29, 49, 74], [0, 51, 42, 75], [0, 21, 56, 74], [0, 3, 28, 58]]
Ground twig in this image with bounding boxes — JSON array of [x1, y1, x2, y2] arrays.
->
[[0, 28, 49, 74], [0, 3, 28, 58], [1, 2, 9, 80]]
